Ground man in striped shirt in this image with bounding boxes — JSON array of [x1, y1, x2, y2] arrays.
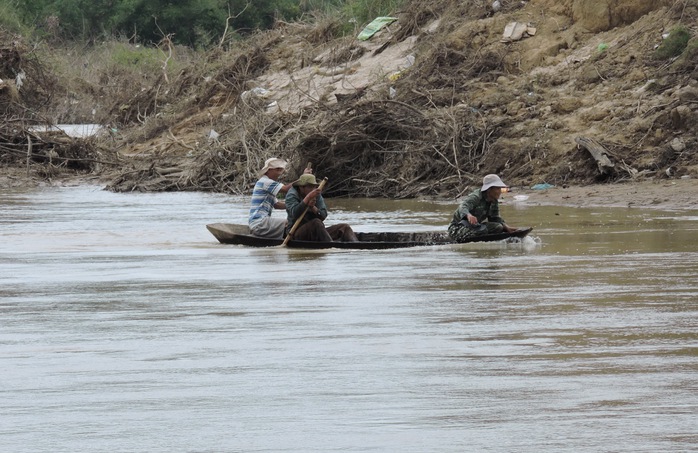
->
[[248, 158, 294, 238]]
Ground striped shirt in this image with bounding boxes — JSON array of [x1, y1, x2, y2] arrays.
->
[[249, 175, 282, 228]]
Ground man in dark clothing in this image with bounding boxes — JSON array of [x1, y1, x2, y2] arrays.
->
[[285, 174, 358, 242], [448, 174, 519, 242]]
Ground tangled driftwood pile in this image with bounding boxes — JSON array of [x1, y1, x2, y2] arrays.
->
[[1, 31, 118, 180], [105, 94, 499, 197], [0, 120, 116, 178]]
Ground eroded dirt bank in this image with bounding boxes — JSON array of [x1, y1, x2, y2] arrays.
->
[[2, 0, 697, 204]]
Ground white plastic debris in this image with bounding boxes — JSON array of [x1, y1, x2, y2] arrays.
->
[[29, 124, 103, 138], [241, 87, 270, 101], [15, 71, 26, 90]]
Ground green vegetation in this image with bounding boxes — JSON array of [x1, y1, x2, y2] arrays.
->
[[109, 42, 169, 71], [342, 0, 406, 27], [671, 36, 698, 71], [0, 0, 406, 47], [0, 0, 28, 34], [654, 26, 692, 60]]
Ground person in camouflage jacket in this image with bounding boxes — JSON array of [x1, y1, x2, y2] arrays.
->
[[448, 174, 519, 242]]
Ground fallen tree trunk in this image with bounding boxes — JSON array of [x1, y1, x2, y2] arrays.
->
[[575, 136, 615, 175]]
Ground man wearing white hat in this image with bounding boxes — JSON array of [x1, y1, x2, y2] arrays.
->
[[447, 174, 519, 242], [248, 157, 294, 238]]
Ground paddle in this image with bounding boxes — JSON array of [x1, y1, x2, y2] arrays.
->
[[281, 176, 328, 246]]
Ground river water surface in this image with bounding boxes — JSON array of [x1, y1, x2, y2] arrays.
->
[[1, 185, 697, 452]]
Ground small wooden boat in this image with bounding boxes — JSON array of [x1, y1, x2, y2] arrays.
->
[[206, 223, 533, 250]]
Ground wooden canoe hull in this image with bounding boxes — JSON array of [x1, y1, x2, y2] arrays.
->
[[206, 223, 533, 249]]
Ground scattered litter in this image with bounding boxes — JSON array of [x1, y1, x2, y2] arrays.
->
[[403, 55, 415, 68], [387, 71, 403, 82], [208, 129, 220, 142], [492, 0, 501, 12], [597, 42, 609, 52], [501, 22, 537, 43], [389, 87, 397, 99], [387, 55, 416, 81], [357, 17, 398, 41], [513, 195, 530, 201], [531, 183, 555, 190], [15, 71, 26, 90], [29, 124, 103, 138], [241, 87, 270, 101]]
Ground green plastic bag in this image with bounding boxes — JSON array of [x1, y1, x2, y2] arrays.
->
[[357, 17, 398, 41]]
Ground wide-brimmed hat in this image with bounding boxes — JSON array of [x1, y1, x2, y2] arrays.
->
[[481, 174, 508, 191], [258, 157, 287, 177], [294, 174, 320, 187]]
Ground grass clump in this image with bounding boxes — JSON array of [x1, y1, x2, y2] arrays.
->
[[654, 26, 692, 60], [670, 36, 698, 73], [110, 44, 163, 71]]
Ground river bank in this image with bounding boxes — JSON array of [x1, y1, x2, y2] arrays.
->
[[510, 178, 698, 211], [2, 167, 696, 211]]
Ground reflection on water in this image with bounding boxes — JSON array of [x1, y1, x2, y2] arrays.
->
[[1, 186, 697, 452]]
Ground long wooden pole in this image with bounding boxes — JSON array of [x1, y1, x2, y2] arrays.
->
[[26, 136, 32, 176], [281, 177, 328, 246]]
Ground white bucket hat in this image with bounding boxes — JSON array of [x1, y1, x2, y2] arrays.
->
[[481, 174, 508, 191], [258, 157, 287, 177]]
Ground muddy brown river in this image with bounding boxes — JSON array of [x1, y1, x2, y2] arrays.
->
[[1, 186, 697, 452]]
